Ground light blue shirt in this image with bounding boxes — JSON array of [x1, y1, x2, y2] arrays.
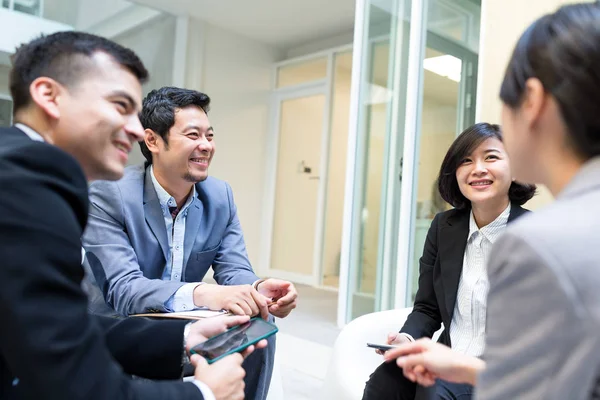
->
[[150, 166, 202, 312]]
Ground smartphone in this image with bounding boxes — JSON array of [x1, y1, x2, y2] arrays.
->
[[366, 342, 397, 352], [191, 317, 278, 364]]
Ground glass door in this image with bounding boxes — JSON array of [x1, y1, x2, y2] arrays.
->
[[268, 88, 327, 285], [343, 0, 413, 321], [406, 33, 478, 303], [341, 0, 480, 325]]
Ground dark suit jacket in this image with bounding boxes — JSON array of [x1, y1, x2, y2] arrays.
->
[[0, 127, 202, 399], [400, 204, 529, 346]]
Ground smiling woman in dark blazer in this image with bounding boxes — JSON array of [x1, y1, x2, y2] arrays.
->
[[362, 122, 536, 400]]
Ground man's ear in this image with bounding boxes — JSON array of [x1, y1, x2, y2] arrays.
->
[[29, 77, 62, 120], [144, 129, 161, 155]]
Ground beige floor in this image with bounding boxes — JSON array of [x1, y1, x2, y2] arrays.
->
[[274, 284, 340, 400]]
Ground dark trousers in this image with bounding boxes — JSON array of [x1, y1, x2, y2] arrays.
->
[[362, 360, 474, 400], [241, 329, 275, 400], [181, 317, 276, 400]]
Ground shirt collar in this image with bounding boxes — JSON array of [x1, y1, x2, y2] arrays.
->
[[150, 165, 196, 211], [15, 123, 45, 142], [468, 203, 511, 244]]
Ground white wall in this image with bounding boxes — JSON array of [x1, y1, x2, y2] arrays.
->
[[194, 22, 285, 272], [75, 0, 132, 30], [88, 12, 283, 274], [477, 0, 592, 210], [113, 15, 176, 166], [0, 8, 72, 55], [286, 30, 354, 59], [43, 0, 81, 26]]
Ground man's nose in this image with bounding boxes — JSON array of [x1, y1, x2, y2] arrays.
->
[[125, 115, 145, 142], [196, 136, 212, 152]]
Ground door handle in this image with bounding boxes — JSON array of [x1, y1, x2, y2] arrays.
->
[[298, 160, 312, 174]]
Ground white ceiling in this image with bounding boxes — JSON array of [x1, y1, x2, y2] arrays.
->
[[130, 0, 356, 49]]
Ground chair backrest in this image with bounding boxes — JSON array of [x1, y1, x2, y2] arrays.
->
[[319, 308, 443, 400]]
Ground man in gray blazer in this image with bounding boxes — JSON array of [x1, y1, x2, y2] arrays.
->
[[83, 86, 298, 400]]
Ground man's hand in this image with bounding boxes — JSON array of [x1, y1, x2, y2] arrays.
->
[[192, 353, 245, 400], [193, 284, 270, 319], [256, 278, 298, 318], [374, 332, 411, 355], [383, 338, 485, 387], [185, 315, 251, 354]]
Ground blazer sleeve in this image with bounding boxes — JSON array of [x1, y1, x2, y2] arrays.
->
[[83, 180, 186, 316], [478, 232, 599, 400], [0, 145, 202, 399], [211, 182, 259, 286], [400, 213, 443, 339], [96, 315, 189, 380]]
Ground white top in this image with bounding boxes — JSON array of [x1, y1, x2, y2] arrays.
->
[[449, 203, 511, 357]]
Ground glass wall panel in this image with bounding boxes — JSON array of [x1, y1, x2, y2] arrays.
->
[[343, 0, 480, 323], [406, 11, 479, 303], [14, 0, 41, 16], [276, 57, 328, 88], [321, 51, 353, 288], [345, 0, 413, 321], [0, 98, 12, 128]]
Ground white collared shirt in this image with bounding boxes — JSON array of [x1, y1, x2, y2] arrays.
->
[[150, 166, 202, 312], [15, 123, 44, 142], [449, 203, 511, 357]]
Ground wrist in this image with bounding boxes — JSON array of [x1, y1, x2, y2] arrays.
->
[[192, 283, 206, 307], [183, 322, 193, 363], [458, 356, 485, 385], [253, 278, 267, 293]]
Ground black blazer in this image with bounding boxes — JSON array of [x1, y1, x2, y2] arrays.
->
[[0, 127, 202, 399], [400, 204, 529, 346]]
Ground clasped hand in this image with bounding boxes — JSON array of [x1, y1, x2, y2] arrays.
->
[[193, 278, 298, 319]]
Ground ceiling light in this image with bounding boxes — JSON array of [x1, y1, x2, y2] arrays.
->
[[423, 55, 462, 82]]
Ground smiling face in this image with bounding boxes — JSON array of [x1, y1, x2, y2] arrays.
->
[[150, 105, 215, 185], [52, 52, 144, 181], [455, 137, 512, 208]]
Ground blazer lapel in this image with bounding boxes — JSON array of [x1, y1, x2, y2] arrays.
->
[[508, 204, 528, 223], [143, 169, 169, 261], [182, 191, 204, 271], [439, 210, 470, 320]]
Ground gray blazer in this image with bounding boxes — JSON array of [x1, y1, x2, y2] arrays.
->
[[477, 157, 600, 399], [82, 165, 259, 316]]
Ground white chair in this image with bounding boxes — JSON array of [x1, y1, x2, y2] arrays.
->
[[320, 308, 442, 400]]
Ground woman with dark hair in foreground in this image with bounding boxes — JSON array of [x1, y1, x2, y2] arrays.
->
[[385, 3, 600, 399], [362, 123, 535, 400]]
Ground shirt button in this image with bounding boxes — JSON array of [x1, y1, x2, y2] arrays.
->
[[182, 305, 188, 310]]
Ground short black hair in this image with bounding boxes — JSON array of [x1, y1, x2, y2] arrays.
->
[[138, 86, 211, 164], [10, 31, 148, 113], [438, 122, 537, 209], [500, 2, 600, 159]]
